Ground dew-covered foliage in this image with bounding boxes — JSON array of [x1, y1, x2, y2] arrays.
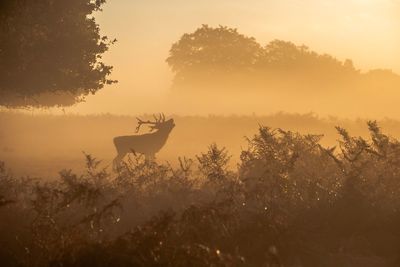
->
[[1, 122, 400, 266]]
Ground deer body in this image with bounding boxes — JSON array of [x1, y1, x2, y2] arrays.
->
[[113, 115, 175, 167]]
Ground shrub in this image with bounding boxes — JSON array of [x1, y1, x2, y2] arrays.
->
[[1, 123, 400, 266]]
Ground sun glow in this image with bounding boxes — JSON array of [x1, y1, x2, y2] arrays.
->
[[46, 0, 400, 116]]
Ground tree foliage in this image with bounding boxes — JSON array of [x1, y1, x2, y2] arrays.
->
[[0, 0, 116, 108], [166, 25, 262, 83], [167, 25, 400, 92]]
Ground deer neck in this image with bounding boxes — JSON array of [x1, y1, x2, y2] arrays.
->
[[154, 127, 172, 141]]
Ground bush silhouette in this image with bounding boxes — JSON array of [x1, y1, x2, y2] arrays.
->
[[1, 123, 400, 266]]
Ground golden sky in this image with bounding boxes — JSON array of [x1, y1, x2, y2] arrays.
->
[[66, 0, 400, 115]]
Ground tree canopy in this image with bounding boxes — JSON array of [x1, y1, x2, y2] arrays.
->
[[0, 0, 116, 108], [166, 25, 262, 83], [167, 25, 399, 92]]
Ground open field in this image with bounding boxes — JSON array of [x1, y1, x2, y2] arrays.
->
[[2, 111, 400, 177]]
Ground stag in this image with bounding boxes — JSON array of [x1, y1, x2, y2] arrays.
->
[[113, 113, 175, 167]]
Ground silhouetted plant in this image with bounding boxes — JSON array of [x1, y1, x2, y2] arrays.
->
[[0, 161, 15, 207], [2, 123, 400, 266]]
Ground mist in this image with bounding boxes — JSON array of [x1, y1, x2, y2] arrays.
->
[[50, 0, 400, 118], [1, 1, 400, 266]]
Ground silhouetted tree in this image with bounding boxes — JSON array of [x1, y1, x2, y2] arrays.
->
[[0, 0, 116, 108], [166, 25, 262, 84], [167, 26, 377, 91], [257, 40, 359, 86], [258, 40, 309, 69]]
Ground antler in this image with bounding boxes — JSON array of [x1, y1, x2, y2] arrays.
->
[[135, 113, 166, 133], [135, 118, 155, 133], [152, 113, 165, 124]]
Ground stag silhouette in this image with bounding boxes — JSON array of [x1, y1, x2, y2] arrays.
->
[[113, 113, 175, 168]]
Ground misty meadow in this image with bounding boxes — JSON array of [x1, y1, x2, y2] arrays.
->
[[1, 0, 400, 266]]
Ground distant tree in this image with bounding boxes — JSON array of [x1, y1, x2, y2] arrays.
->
[[168, 25, 400, 92], [362, 69, 400, 90], [258, 40, 310, 69], [343, 59, 355, 71], [166, 25, 262, 83], [0, 0, 116, 108], [259, 40, 357, 74]]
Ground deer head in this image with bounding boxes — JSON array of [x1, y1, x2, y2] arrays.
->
[[135, 113, 175, 133]]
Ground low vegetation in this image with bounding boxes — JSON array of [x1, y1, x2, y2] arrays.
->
[[1, 122, 400, 266]]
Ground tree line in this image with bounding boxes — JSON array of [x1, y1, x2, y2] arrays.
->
[[167, 25, 400, 92], [1, 3, 399, 108]]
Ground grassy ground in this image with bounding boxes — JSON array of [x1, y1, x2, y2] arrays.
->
[[2, 111, 400, 177]]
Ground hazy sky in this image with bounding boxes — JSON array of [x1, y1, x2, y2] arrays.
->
[[67, 0, 400, 115]]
